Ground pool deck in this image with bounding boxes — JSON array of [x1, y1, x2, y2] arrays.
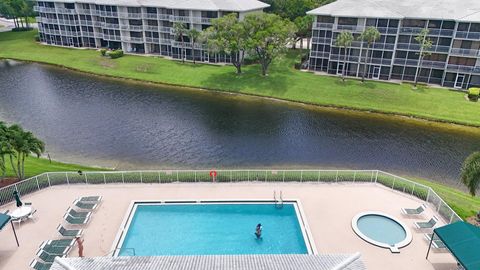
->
[[0, 182, 457, 270]]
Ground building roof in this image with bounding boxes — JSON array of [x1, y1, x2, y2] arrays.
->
[[46, 0, 269, 12], [307, 0, 480, 22], [50, 254, 366, 270], [434, 221, 480, 270]]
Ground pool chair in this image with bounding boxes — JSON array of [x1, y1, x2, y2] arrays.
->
[[414, 216, 438, 229], [66, 207, 90, 218], [401, 204, 426, 216], [36, 249, 66, 263], [39, 240, 74, 255], [73, 200, 98, 211], [41, 239, 76, 248], [57, 224, 83, 238], [29, 259, 52, 270], [424, 233, 447, 249], [63, 212, 90, 225], [79, 196, 102, 203]]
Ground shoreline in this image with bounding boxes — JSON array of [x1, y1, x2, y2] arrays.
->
[[2, 56, 480, 131]]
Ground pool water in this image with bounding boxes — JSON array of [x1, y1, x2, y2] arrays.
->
[[118, 203, 308, 256], [356, 214, 407, 245]]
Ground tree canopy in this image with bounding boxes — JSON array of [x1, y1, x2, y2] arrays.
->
[[263, 0, 333, 21], [461, 152, 480, 196]]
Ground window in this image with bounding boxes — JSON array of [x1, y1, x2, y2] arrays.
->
[[383, 51, 393, 59], [470, 23, 480, 32], [338, 17, 357, 26], [398, 35, 410, 43], [438, 37, 451, 46], [457, 23, 469, 31], [395, 50, 407, 59], [461, 40, 472, 49], [402, 19, 426, 28], [378, 19, 388, 27], [366, 19, 376, 27], [317, 16, 334, 23], [428, 20, 441, 29], [146, 7, 156, 14], [389, 20, 399, 28], [431, 69, 443, 78], [386, 36, 396, 44], [64, 3, 74, 9], [449, 56, 476, 66], [442, 21, 455, 30]]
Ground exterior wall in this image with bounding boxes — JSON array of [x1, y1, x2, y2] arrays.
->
[[309, 15, 480, 89], [34, 1, 258, 63]]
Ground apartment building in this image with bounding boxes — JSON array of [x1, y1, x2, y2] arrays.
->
[[34, 0, 268, 63], [307, 0, 480, 89]]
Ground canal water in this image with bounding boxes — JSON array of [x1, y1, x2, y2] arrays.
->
[[1, 60, 479, 187]]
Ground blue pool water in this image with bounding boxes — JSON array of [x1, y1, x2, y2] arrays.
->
[[119, 203, 308, 256], [356, 214, 407, 245]]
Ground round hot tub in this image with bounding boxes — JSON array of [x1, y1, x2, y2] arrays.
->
[[352, 211, 412, 253]]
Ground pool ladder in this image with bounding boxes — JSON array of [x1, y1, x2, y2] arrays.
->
[[274, 190, 283, 209]]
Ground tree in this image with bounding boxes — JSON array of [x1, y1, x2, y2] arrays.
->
[[264, 0, 332, 22], [243, 13, 296, 76], [0, 122, 10, 178], [413, 28, 432, 88], [204, 14, 248, 74], [173, 22, 187, 63], [293, 16, 313, 49], [0, 0, 32, 30], [335, 31, 354, 82], [6, 124, 45, 180], [187, 28, 201, 64], [461, 152, 480, 197], [358, 26, 380, 82]]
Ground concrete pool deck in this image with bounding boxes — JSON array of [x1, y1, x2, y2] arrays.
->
[[0, 182, 457, 270]]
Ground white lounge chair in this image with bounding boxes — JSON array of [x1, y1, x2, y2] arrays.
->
[[424, 233, 448, 249], [73, 199, 98, 211], [401, 204, 426, 216], [414, 216, 438, 229], [79, 196, 102, 203], [63, 212, 90, 225], [56, 224, 83, 238]]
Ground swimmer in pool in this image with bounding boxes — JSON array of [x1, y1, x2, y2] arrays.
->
[[255, 223, 262, 239]]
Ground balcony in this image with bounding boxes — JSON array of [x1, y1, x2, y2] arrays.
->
[[172, 41, 205, 49], [82, 32, 95, 38], [446, 64, 480, 74], [172, 16, 190, 23], [144, 25, 159, 31], [37, 17, 59, 24], [120, 25, 143, 31], [158, 14, 172, 21], [93, 21, 105, 27], [122, 36, 144, 43], [127, 13, 142, 19], [40, 28, 61, 35], [159, 26, 171, 33], [56, 8, 76, 14], [61, 30, 80, 37], [192, 17, 213, 24], [376, 27, 398, 35], [101, 11, 118, 17], [313, 23, 333, 30], [393, 58, 446, 69], [396, 43, 450, 53], [428, 29, 454, 36], [145, 37, 160, 43], [399, 27, 423, 34], [335, 25, 364, 32], [34, 6, 57, 13], [332, 39, 362, 48], [77, 9, 91, 15], [450, 48, 480, 57], [79, 20, 93, 26], [57, 19, 77, 25], [311, 37, 331, 44], [455, 31, 480, 40], [145, 13, 157, 19], [103, 34, 121, 41], [371, 43, 395, 50], [104, 23, 120, 29], [310, 51, 330, 58]]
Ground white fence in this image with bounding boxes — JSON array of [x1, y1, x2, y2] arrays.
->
[[0, 169, 461, 224]]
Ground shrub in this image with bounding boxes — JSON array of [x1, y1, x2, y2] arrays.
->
[[100, 49, 107, 56], [468, 88, 479, 101], [34, 34, 40, 42], [107, 50, 124, 59]]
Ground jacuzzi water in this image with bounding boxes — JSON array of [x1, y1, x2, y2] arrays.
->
[[118, 203, 309, 256], [356, 214, 407, 246]]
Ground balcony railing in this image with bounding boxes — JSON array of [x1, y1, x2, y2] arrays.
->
[[79, 20, 93, 26], [399, 27, 423, 34], [310, 51, 330, 58], [93, 21, 105, 27], [172, 16, 190, 23], [56, 8, 76, 14], [311, 37, 331, 44], [37, 17, 59, 24], [104, 23, 120, 29], [122, 36, 144, 43], [376, 27, 398, 35], [313, 23, 333, 29], [103, 34, 121, 41], [450, 48, 480, 57], [57, 19, 77, 25], [396, 43, 450, 53], [371, 43, 395, 50], [335, 24, 364, 32], [82, 32, 95, 38], [0, 169, 462, 224], [159, 26, 171, 33], [34, 6, 57, 13], [455, 31, 480, 40], [76, 9, 91, 15], [400, 27, 454, 37], [447, 64, 480, 74], [393, 58, 446, 69], [144, 25, 159, 31], [158, 14, 172, 20], [145, 13, 158, 19], [61, 30, 80, 37], [145, 37, 160, 43], [40, 28, 61, 35]]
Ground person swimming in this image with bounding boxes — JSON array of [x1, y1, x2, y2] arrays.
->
[[255, 223, 263, 239]]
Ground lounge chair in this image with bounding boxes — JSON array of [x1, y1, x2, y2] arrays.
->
[[29, 259, 52, 270], [38, 245, 71, 256], [79, 196, 102, 202], [39, 240, 73, 255], [63, 213, 90, 225], [414, 216, 438, 229], [57, 224, 83, 238], [424, 233, 447, 249], [42, 239, 75, 248], [36, 249, 66, 263], [73, 200, 98, 211], [401, 204, 426, 216], [66, 207, 90, 218]]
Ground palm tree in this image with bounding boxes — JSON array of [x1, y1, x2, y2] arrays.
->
[[413, 28, 432, 88], [0, 122, 10, 178], [335, 31, 354, 82], [461, 152, 480, 197], [358, 26, 380, 82], [6, 124, 45, 180], [187, 28, 201, 64], [173, 22, 187, 63]]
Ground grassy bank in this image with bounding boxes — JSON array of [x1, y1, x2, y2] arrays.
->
[[4, 156, 106, 179], [0, 31, 479, 126]]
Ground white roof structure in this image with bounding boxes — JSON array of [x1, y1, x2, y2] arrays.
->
[[50, 254, 366, 270], [46, 0, 270, 11], [307, 0, 480, 22]]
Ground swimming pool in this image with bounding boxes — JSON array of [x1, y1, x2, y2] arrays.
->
[[114, 201, 313, 256], [352, 211, 412, 253]]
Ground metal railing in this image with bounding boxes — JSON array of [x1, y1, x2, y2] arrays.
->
[[0, 169, 461, 224]]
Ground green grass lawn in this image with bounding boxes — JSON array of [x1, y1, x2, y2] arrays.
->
[[0, 30, 479, 126], [412, 177, 480, 220], [4, 156, 106, 179]]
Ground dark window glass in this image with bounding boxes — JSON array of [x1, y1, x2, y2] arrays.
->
[[378, 19, 388, 27], [457, 23, 469, 31], [318, 16, 334, 23], [470, 23, 480, 32], [396, 50, 407, 58], [146, 7, 156, 14], [338, 17, 357, 26], [442, 21, 455, 30], [366, 19, 376, 26], [428, 20, 441, 29], [389, 20, 399, 28]]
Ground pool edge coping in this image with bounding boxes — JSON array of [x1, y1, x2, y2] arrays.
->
[[111, 199, 317, 256]]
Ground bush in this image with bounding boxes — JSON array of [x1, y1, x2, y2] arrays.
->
[[468, 88, 479, 101], [107, 50, 124, 59], [100, 49, 107, 56], [34, 34, 40, 42]]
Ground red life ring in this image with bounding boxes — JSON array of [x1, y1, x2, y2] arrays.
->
[[209, 170, 217, 177]]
